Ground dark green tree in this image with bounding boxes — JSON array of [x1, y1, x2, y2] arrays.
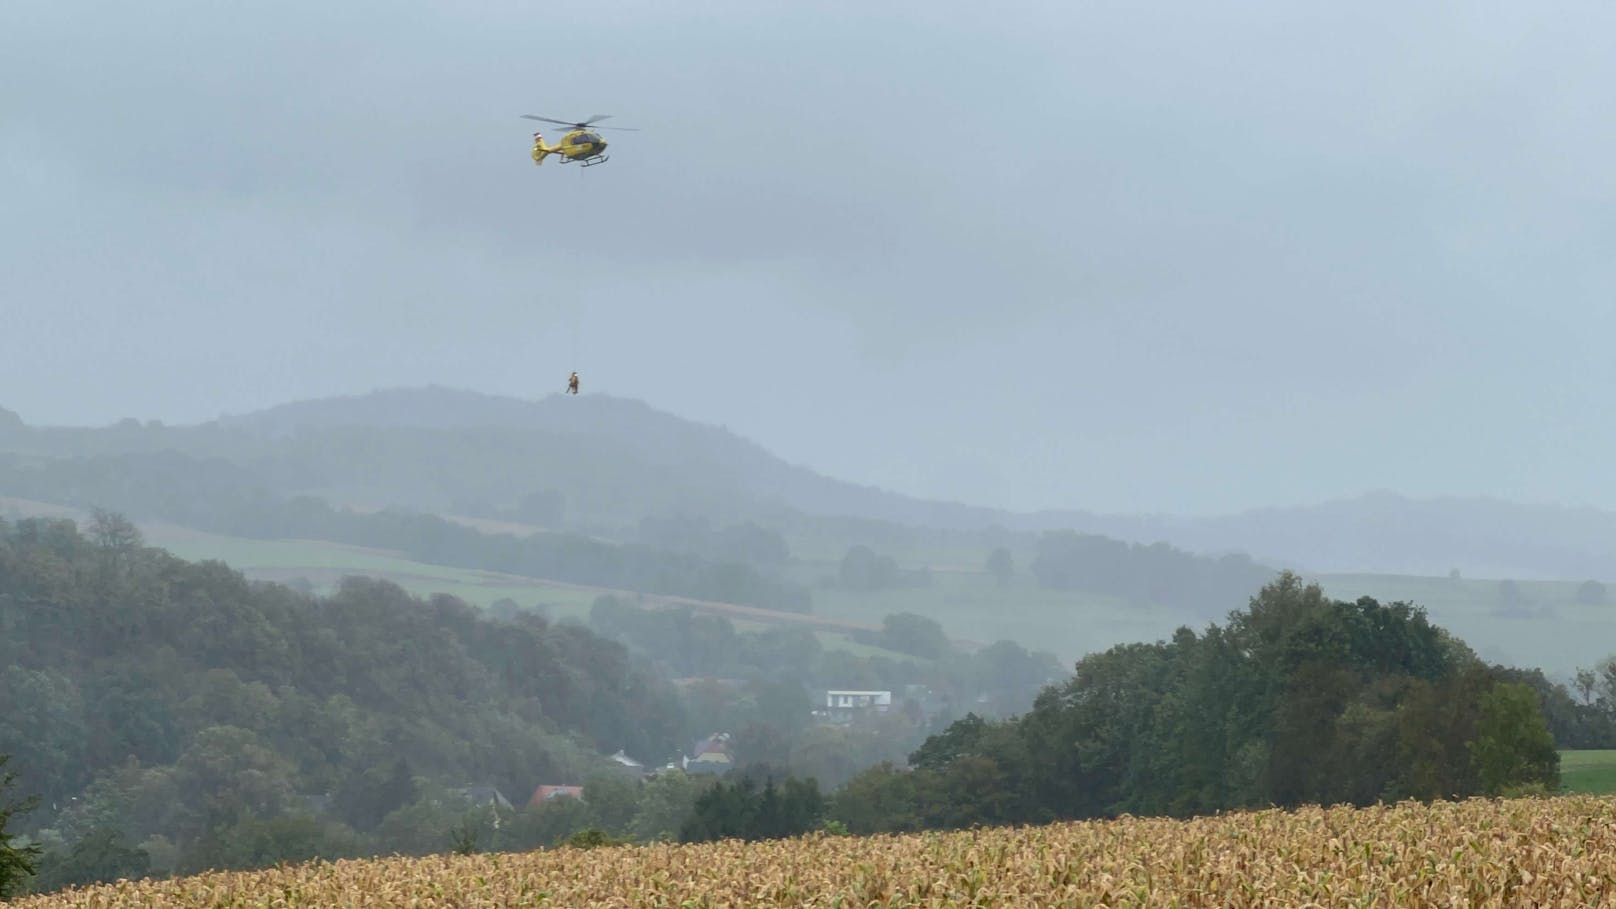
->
[[908, 713, 992, 773], [0, 754, 41, 898], [30, 827, 150, 893], [1393, 668, 1489, 801], [679, 776, 756, 842], [331, 757, 417, 832], [829, 762, 922, 834], [580, 772, 640, 838], [87, 508, 142, 565], [878, 613, 950, 660], [561, 827, 620, 849], [497, 796, 591, 852], [183, 814, 358, 874], [752, 776, 825, 840], [1469, 682, 1560, 795], [968, 640, 1063, 716], [679, 773, 825, 843], [628, 771, 710, 843]]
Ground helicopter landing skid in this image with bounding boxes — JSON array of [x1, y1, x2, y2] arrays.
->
[[579, 155, 609, 167]]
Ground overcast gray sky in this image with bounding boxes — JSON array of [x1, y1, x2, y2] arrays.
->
[[4, 1, 1616, 515]]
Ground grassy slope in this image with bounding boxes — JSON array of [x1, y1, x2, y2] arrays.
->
[[789, 538, 1616, 675], [1560, 750, 1616, 795], [1314, 573, 1613, 678], [786, 533, 1215, 666], [804, 569, 1171, 664], [145, 524, 606, 616], [135, 524, 913, 662]]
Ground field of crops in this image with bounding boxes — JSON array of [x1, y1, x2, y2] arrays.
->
[[20, 795, 1616, 907]]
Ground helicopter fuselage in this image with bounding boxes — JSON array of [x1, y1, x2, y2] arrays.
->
[[556, 130, 607, 163]]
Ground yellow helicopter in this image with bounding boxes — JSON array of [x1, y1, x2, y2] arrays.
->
[[522, 113, 637, 168]]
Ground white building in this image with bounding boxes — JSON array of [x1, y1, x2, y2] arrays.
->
[[822, 689, 892, 724]]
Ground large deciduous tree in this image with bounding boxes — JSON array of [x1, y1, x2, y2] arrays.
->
[[1469, 682, 1560, 795]]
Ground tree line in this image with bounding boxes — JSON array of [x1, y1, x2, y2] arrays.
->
[[1029, 529, 1276, 615], [0, 452, 812, 612]]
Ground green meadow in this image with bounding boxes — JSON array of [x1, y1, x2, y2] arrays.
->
[[146, 526, 617, 619], [1315, 573, 1614, 678], [805, 569, 1177, 664], [1559, 750, 1616, 794], [139, 526, 913, 660], [790, 540, 1616, 674]]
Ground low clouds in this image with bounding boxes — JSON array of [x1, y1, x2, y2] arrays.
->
[[4, 1, 1616, 513]]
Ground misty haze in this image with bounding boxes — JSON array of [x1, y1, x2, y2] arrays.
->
[[4, 1, 1616, 903]]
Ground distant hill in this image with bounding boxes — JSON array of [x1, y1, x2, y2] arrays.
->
[[215, 386, 1012, 531], [0, 387, 1004, 538], [7, 388, 1616, 580], [1020, 491, 1616, 581], [223, 388, 1616, 580]]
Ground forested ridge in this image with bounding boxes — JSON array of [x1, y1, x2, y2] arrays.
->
[[0, 390, 1009, 533], [0, 513, 685, 888]]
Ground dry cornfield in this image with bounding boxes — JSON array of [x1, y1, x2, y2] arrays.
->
[[16, 795, 1616, 908]]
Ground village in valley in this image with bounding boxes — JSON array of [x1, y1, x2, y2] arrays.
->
[[479, 686, 942, 814]]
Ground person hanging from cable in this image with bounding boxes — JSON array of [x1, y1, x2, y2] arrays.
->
[[565, 371, 580, 395]]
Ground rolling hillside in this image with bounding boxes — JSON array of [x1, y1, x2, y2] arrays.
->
[[6, 387, 1616, 676], [10, 388, 1616, 583]]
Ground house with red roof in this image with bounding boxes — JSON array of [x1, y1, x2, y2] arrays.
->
[[528, 784, 584, 808]]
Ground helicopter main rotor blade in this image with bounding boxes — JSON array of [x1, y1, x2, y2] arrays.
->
[[521, 115, 580, 127], [522, 114, 638, 131]]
